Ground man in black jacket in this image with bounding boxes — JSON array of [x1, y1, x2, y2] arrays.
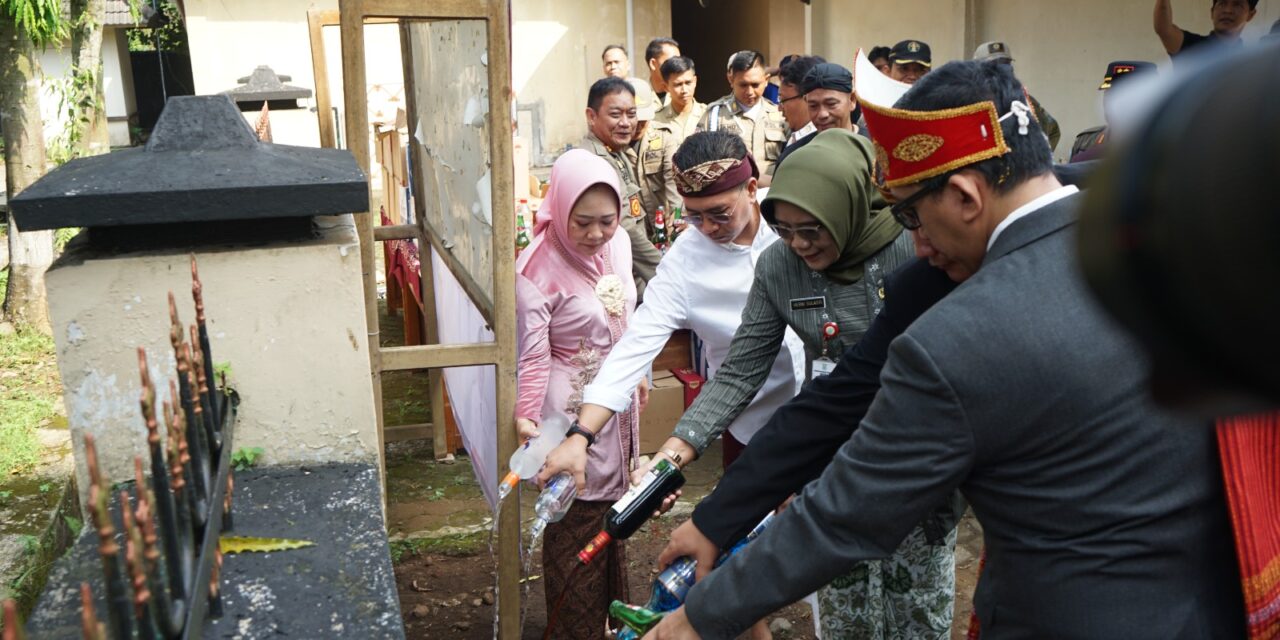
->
[[666, 160, 1100, 566], [648, 61, 1242, 639]]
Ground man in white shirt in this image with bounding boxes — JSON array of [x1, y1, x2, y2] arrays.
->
[[540, 129, 804, 482]]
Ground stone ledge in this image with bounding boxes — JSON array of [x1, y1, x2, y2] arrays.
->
[[25, 462, 404, 638]]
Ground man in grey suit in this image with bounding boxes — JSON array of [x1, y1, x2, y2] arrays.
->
[[646, 61, 1245, 639]]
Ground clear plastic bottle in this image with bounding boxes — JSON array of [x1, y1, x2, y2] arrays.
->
[[528, 472, 577, 545], [497, 414, 569, 502]]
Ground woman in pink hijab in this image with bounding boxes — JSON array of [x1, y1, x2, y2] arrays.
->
[[515, 149, 640, 638]]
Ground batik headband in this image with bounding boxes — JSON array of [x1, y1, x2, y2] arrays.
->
[[673, 152, 760, 197]]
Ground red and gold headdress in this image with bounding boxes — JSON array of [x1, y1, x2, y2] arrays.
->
[[858, 99, 1021, 189]]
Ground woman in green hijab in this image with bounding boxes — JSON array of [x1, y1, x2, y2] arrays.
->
[[647, 129, 955, 639]]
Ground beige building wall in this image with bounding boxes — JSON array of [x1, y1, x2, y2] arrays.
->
[[812, 0, 969, 72], [182, 0, 672, 160], [814, 0, 1279, 161], [513, 0, 672, 157]]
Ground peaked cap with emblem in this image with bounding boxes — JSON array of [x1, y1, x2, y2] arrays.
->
[[973, 41, 1013, 62]]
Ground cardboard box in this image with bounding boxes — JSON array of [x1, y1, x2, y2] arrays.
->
[[638, 368, 706, 454], [639, 371, 684, 454]]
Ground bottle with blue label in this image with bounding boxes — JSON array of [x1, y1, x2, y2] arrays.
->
[[609, 511, 775, 637]]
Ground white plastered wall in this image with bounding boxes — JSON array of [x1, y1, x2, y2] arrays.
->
[[48, 217, 379, 509]]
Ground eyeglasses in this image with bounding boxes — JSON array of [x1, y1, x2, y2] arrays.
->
[[771, 223, 825, 243], [778, 92, 805, 104], [684, 211, 734, 227], [889, 177, 950, 230], [684, 187, 747, 228]]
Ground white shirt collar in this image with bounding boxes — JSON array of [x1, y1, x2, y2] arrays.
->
[[738, 99, 764, 121], [986, 185, 1078, 251], [787, 122, 816, 147]]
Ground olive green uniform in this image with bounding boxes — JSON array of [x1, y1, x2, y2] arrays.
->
[[577, 133, 663, 299], [695, 96, 788, 176], [1027, 93, 1061, 152]]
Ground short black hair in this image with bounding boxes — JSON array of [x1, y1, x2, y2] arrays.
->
[[895, 60, 1052, 194], [1212, 0, 1259, 8], [868, 46, 892, 63], [661, 56, 696, 82], [601, 44, 627, 60], [588, 76, 636, 111], [779, 55, 826, 88], [673, 130, 748, 173], [727, 50, 766, 74], [645, 38, 679, 62]]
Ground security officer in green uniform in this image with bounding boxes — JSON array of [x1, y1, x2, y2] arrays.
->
[[972, 40, 1063, 152], [629, 78, 681, 243], [577, 76, 664, 299], [697, 50, 788, 185], [1070, 60, 1156, 162]]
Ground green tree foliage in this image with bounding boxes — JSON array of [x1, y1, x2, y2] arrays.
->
[[0, 0, 65, 46]]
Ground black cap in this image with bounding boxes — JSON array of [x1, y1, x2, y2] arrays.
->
[[890, 40, 932, 67], [801, 62, 853, 94], [1099, 61, 1155, 90]]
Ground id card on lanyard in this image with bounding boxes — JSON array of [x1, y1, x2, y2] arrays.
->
[[811, 322, 840, 379]]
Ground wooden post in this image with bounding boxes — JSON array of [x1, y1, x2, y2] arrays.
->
[[341, 2, 520, 638], [306, 10, 339, 149], [337, 0, 387, 493]]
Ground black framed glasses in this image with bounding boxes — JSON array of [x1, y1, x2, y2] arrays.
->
[[889, 176, 951, 230], [771, 223, 826, 243]]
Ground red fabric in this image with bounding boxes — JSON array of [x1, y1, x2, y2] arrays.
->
[[1217, 413, 1280, 640], [858, 99, 1011, 188], [721, 431, 746, 470], [967, 551, 986, 640]]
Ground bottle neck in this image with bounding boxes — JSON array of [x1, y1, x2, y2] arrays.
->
[[576, 530, 613, 564]]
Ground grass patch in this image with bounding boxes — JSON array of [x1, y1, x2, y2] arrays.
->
[[0, 328, 60, 476], [389, 530, 487, 564]]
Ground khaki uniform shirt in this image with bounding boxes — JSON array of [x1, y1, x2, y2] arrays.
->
[[695, 96, 788, 176], [654, 101, 708, 148], [632, 121, 682, 225], [576, 133, 663, 299]]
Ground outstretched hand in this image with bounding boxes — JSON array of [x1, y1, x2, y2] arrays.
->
[[658, 518, 720, 582], [642, 606, 700, 639]]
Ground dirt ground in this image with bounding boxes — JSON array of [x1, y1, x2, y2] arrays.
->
[[393, 508, 982, 640]]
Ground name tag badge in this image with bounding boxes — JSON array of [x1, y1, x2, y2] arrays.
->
[[629, 193, 643, 218], [790, 296, 826, 311], [811, 357, 837, 379]]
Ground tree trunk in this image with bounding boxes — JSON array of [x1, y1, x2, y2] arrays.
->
[[0, 13, 55, 334], [70, 0, 110, 155]]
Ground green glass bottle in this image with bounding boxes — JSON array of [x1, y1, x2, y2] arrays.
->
[[610, 601, 665, 638], [515, 213, 531, 252], [652, 206, 668, 252]]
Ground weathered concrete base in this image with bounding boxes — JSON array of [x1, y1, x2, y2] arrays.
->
[[26, 463, 404, 638], [46, 215, 379, 511]]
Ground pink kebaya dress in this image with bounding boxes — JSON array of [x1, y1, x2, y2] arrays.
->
[[515, 149, 638, 640]]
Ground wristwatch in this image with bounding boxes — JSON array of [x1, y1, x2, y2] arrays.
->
[[566, 421, 596, 447]]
